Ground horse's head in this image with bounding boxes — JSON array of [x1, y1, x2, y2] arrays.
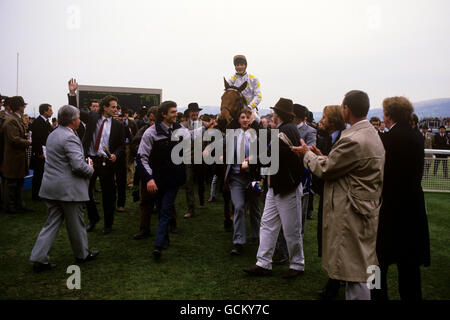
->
[[218, 77, 247, 130]]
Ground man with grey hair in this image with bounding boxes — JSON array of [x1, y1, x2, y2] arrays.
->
[[30, 105, 99, 273]]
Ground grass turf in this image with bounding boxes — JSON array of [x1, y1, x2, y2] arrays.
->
[[0, 186, 449, 300]]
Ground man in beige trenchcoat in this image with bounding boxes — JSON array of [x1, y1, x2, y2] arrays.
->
[[293, 90, 385, 300]]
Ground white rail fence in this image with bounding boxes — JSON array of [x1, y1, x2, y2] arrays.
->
[[423, 149, 450, 193]]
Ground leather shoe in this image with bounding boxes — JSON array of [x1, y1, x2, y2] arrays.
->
[[152, 248, 162, 260], [317, 288, 338, 300], [243, 265, 272, 276], [86, 219, 99, 232], [102, 227, 112, 235], [207, 196, 216, 202], [116, 207, 125, 212], [230, 244, 243, 255], [317, 279, 341, 300], [33, 262, 57, 273], [183, 212, 193, 219], [281, 269, 304, 279], [76, 250, 99, 263], [133, 231, 150, 240]]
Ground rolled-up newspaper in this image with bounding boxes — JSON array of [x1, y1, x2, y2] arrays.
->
[[102, 145, 112, 159]]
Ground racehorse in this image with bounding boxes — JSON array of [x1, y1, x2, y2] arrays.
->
[[217, 77, 248, 131]]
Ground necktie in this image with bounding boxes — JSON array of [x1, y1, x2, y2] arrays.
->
[[238, 132, 245, 161], [244, 133, 249, 158], [94, 119, 107, 152]]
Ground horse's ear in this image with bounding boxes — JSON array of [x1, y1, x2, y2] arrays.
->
[[238, 81, 247, 92], [224, 77, 230, 90]]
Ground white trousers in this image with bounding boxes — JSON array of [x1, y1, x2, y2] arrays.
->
[[256, 186, 305, 271]]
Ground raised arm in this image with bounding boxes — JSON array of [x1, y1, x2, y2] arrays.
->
[[67, 78, 79, 108]]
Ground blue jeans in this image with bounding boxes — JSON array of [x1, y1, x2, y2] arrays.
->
[[155, 187, 179, 249]]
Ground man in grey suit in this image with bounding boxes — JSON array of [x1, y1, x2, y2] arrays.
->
[[30, 105, 99, 273], [294, 104, 317, 147]]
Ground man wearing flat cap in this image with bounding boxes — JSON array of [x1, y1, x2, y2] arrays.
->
[[227, 55, 262, 112], [0, 96, 33, 213], [181, 102, 206, 218]]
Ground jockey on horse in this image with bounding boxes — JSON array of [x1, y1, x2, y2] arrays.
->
[[227, 55, 262, 115], [213, 55, 263, 232]]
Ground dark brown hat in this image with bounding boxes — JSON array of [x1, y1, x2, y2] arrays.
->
[[271, 98, 295, 117], [293, 104, 308, 119], [233, 55, 247, 66], [9, 96, 27, 111], [187, 102, 202, 112]]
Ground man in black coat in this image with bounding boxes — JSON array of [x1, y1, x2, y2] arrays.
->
[[432, 125, 449, 179], [244, 98, 305, 279], [373, 96, 431, 300], [30, 103, 53, 201], [76, 107, 90, 140], [68, 78, 125, 234]]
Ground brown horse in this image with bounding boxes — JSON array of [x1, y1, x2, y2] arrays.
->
[[217, 77, 248, 131]]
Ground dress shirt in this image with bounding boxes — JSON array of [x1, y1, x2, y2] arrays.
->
[[89, 115, 112, 157], [232, 129, 251, 174], [331, 130, 341, 145]]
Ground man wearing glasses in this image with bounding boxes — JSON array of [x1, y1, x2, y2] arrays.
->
[[68, 78, 125, 234]]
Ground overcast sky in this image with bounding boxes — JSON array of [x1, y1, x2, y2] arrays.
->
[[1, 0, 449, 116]]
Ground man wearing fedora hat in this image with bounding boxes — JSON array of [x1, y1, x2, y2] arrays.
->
[[181, 102, 206, 218], [244, 98, 305, 279], [227, 55, 262, 112]]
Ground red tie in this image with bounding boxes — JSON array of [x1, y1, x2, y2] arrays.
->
[[94, 119, 107, 152]]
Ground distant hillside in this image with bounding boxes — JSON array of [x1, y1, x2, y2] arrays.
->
[[314, 98, 450, 121], [181, 98, 450, 121]]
